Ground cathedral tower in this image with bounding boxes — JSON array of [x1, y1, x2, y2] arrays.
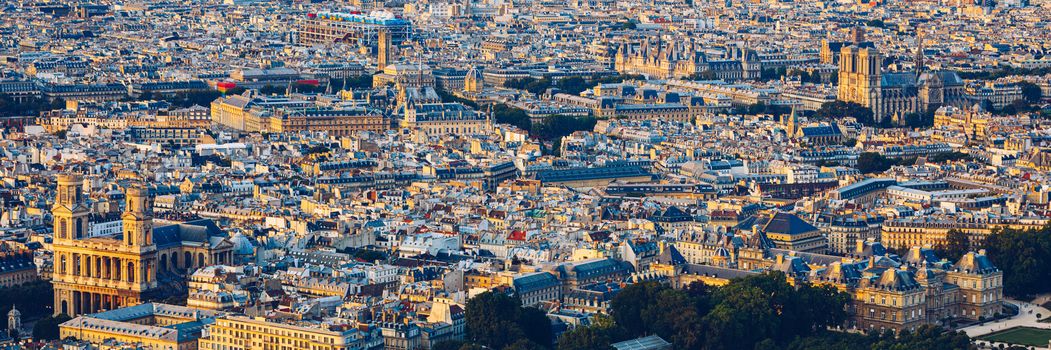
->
[[837, 45, 883, 120], [52, 174, 89, 241], [122, 186, 153, 247]]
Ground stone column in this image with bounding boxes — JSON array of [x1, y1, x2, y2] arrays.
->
[[80, 292, 89, 315], [71, 291, 80, 316]]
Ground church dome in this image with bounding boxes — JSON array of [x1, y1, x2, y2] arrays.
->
[[231, 233, 255, 256]]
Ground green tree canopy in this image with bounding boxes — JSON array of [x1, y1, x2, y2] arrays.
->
[[464, 292, 553, 349], [1019, 81, 1043, 105], [816, 101, 876, 126], [32, 314, 71, 340], [982, 226, 1051, 298]]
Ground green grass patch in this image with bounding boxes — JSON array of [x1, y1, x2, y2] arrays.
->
[[979, 327, 1051, 347]]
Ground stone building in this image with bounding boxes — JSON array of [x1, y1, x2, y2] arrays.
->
[[614, 41, 761, 80], [51, 174, 234, 316], [837, 44, 966, 124]]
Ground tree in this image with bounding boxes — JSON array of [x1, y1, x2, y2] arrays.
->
[[503, 339, 546, 350], [0, 95, 65, 118], [903, 109, 936, 128], [491, 104, 531, 130], [0, 281, 55, 331], [938, 229, 970, 262], [464, 292, 553, 349], [815, 101, 875, 126], [557, 325, 614, 350], [329, 75, 374, 90], [556, 76, 590, 95], [610, 281, 708, 349], [928, 151, 970, 163], [610, 282, 665, 337], [855, 152, 899, 174], [504, 78, 551, 95], [1019, 81, 1042, 105], [160, 89, 222, 108], [704, 282, 779, 350], [982, 226, 1051, 298], [517, 307, 553, 347], [746, 103, 790, 116], [32, 314, 71, 340], [258, 85, 285, 95], [530, 115, 597, 141]]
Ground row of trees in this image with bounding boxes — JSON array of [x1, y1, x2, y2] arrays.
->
[[0, 95, 65, 117], [450, 292, 553, 350], [132, 74, 374, 108], [780, 325, 972, 350], [503, 74, 645, 96], [450, 273, 860, 350], [855, 150, 968, 176], [0, 281, 68, 340], [957, 67, 1051, 80], [855, 152, 914, 174], [814, 101, 877, 126], [523, 273, 972, 350]]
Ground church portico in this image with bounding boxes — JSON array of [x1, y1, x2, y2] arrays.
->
[[51, 174, 232, 316]]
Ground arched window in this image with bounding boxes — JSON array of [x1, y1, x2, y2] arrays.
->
[[127, 262, 136, 283], [198, 253, 206, 268], [58, 219, 68, 239], [184, 252, 193, 269]]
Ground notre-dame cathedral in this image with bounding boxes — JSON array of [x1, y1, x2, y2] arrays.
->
[[836, 30, 967, 124]]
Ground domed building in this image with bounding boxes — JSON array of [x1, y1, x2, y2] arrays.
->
[[229, 232, 258, 265], [7, 305, 20, 336], [464, 66, 484, 93]]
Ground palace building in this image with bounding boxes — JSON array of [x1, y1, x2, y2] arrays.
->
[[51, 174, 234, 316], [661, 229, 1004, 333], [614, 41, 762, 80]]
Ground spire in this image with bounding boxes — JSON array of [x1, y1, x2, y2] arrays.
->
[[914, 28, 925, 74]]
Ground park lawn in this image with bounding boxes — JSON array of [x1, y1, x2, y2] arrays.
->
[[979, 327, 1051, 347]]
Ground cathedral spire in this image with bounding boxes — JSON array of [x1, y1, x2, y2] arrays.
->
[[914, 28, 925, 74]]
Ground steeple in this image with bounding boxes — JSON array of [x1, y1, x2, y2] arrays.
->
[[53, 174, 89, 241], [122, 185, 153, 247], [914, 28, 925, 74]]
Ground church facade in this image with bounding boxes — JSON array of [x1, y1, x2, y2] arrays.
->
[[837, 45, 966, 124], [51, 174, 233, 316]]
